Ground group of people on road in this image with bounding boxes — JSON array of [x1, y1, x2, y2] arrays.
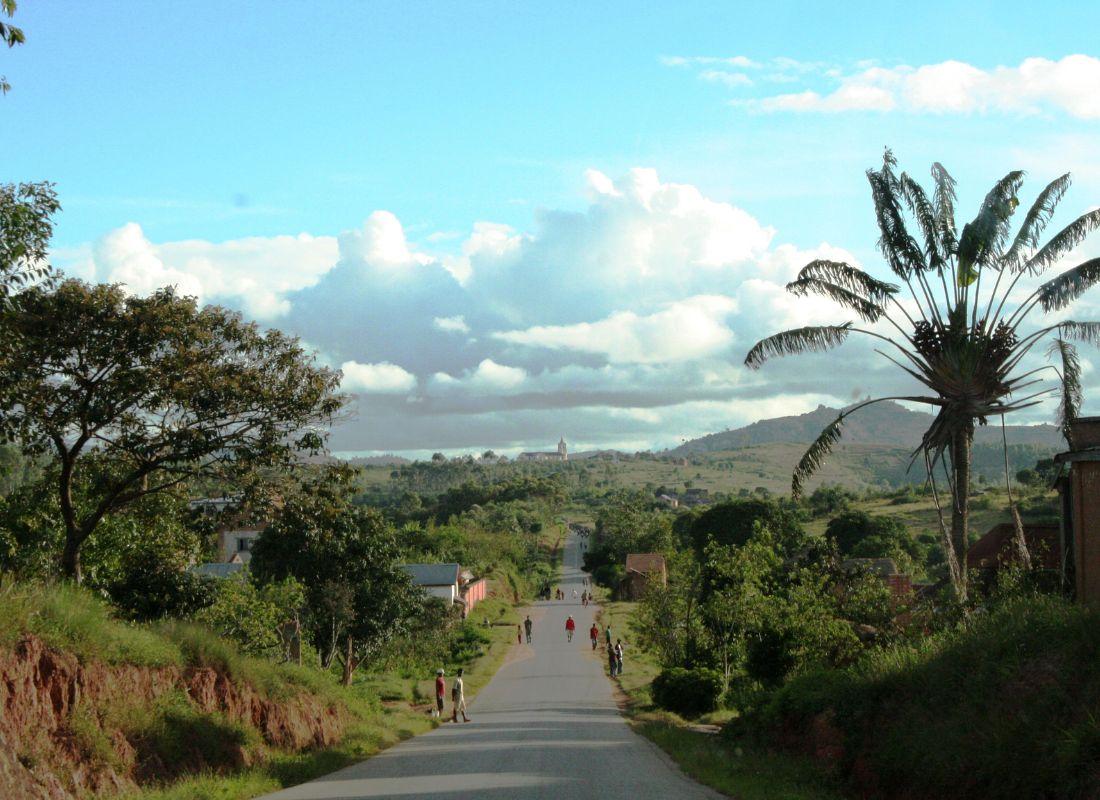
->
[[434, 667, 470, 723]]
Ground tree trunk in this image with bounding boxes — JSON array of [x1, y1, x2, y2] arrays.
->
[[950, 426, 974, 603], [341, 636, 357, 686], [61, 530, 82, 584]]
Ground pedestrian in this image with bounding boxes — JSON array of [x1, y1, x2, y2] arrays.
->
[[565, 615, 576, 642], [605, 624, 613, 648], [572, 588, 578, 600], [433, 668, 446, 718], [451, 667, 470, 723], [517, 625, 522, 644], [614, 639, 624, 676], [524, 615, 533, 643], [589, 622, 599, 651], [608, 643, 616, 676]]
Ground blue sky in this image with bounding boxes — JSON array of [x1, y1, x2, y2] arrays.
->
[[6, 1, 1100, 456]]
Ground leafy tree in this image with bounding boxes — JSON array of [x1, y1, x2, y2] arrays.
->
[[0, 464, 204, 586], [1, 0, 25, 94], [807, 485, 854, 518], [675, 497, 803, 556], [108, 562, 217, 622], [825, 510, 920, 572], [746, 152, 1100, 601], [250, 467, 422, 684], [195, 573, 306, 658], [0, 280, 343, 582], [584, 492, 672, 584], [0, 182, 59, 305]]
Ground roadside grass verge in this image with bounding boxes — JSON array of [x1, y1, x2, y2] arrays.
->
[[597, 597, 844, 800]]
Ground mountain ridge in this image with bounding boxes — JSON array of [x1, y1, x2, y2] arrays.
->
[[670, 400, 1064, 455]]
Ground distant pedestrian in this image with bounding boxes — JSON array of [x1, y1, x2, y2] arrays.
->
[[614, 640, 624, 676], [572, 588, 578, 600], [565, 615, 576, 642], [524, 615, 533, 643], [608, 644, 616, 676], [589, 623, 599, 650], [451, 668, 470, 723], [434, 668, 446, 718], [517, 625, 522, 644], [605, 625, 612, 647]]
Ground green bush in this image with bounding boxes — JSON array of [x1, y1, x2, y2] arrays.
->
[[108, 564, 217, 622], [651, 667, 722, 718], [761, 596, 1100, 799]]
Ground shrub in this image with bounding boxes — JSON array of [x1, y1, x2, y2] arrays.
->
[[651, 667, 722, 718], [108, 564, 217, 622]]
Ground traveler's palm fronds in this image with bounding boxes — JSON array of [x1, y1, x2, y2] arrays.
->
[[744, 151, 1100, 600]]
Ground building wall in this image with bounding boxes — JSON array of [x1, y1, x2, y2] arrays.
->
[[462, 578, 488, 613], [1072, 462, 1100, 604], [421, 584, 458, 604], [217, 529, 263, 563]]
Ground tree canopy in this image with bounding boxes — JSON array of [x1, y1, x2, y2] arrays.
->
[[0, 280, 344, 581]]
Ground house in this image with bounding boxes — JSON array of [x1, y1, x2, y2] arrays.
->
[[656, 493, 679, 509], [400, 562, 489, 614], [842, 558, 913, 600], [618, 553, 668, 600], [967, 522, 1061, 572], [402, 562, 462, 604]]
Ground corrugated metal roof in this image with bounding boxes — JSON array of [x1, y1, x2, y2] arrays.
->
[[401, 563, 461, 586], [190, 563, 244, 579]]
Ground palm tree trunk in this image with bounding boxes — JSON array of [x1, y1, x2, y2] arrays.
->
[[950, 425, 974, 602]]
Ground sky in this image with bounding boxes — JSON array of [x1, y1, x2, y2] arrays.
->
[[6, 1, 1100, 457]]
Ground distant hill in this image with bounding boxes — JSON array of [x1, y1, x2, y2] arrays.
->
[[671, 401, 1064, 455], [346, 455, 411, 467]]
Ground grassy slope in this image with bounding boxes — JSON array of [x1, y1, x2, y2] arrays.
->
[[597, 598, 844, 800], [0, 579, 525, 800], [764, 595, 1100, 799]]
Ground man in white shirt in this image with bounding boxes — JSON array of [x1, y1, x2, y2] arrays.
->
[[451, 667, 470, 723]]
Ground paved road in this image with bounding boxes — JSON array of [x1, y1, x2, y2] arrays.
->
[[262, 534, 720, 800]]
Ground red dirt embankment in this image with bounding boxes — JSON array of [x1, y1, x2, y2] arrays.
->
[[0, 635, 347, 800]]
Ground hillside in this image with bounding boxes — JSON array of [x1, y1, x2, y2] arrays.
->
[[671, 401, 1064, 454]]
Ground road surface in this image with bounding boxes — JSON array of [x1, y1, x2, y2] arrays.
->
[[263, 534, 720, 799]]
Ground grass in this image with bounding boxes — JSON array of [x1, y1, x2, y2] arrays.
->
[[764, 594, 1100, 799], [597, 597, 844, 800], [0, 578, 183, 667], [0, 576, 529, 800]]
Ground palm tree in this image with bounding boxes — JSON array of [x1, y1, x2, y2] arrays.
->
[[745, 151, 1100, 601]]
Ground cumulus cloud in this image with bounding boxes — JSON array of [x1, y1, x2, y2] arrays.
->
[[63, 167, 888, 454], [716, 55, 1100, 118], [432, 359, 528, 394], [340, 361, 417, 394], [434, 315, 470, 334], [494, 295, 738, 364], [60, 223, 338, 319]]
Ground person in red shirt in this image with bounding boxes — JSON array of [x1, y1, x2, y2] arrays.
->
[[565, 615, 576, 642], [434, 669, 446, 718], [589, 623, 599, 650]]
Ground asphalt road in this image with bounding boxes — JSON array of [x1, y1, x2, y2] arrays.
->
[[262, 534, 720, 800]]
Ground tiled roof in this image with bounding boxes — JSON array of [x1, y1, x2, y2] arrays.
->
[[625, 553, 666, 574], [401, 563, 461, 587]]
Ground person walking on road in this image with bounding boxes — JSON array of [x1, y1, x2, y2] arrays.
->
[[607, 642, 617, 676], [565, 615, 576, 642], [451, 668, 470, 723], [614, 639, 624, 676], [605, 625, 613, 648], [433, 668, 446, 718], [589, 622, 599, 650], [517, 625, 522, 644], [524, 615, 533, 643]]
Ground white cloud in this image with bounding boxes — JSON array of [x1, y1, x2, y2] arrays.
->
[[432, 359, 528, 394], [494, 295, 738, 364], [63, 223, 338, 319], [699, 70, 753, 88], [434, 315, 470, 334], [738, 55, 1100, 118], [340, 361, 417, 394]]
